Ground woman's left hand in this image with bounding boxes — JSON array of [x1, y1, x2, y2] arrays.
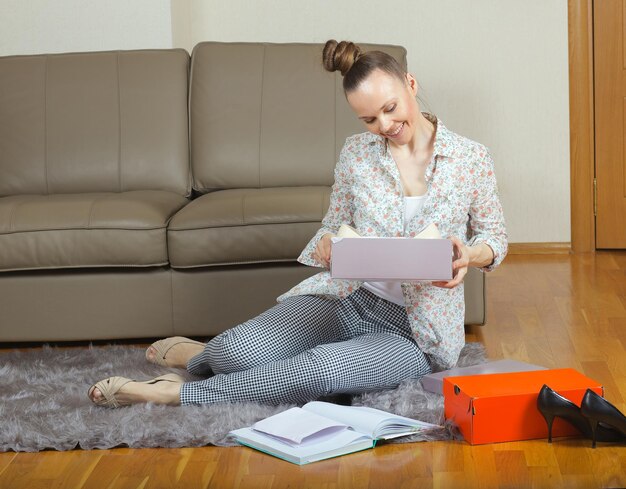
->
[[432, 236, 470, 289]]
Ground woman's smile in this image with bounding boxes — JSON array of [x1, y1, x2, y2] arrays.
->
[[385, 122, 405, 138]]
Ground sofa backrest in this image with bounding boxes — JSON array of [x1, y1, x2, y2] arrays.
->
[[190, 42, 407, 192], [0, 49, 191, 197]]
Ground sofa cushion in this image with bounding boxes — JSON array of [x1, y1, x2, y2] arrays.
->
[[189, 42, 407, 192], [0, 190, 188, 271], [168, 187, 331, 267], [0, 49, 191, 197]]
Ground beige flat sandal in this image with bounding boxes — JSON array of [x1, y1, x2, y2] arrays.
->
[[145, 336, 205, 367], [88, 373, 185, 408]]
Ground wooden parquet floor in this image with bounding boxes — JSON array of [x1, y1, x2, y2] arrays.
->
[[1, 252, 625, 489]]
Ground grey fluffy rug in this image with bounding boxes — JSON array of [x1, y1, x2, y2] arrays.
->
[[0, 342, 486, 452]]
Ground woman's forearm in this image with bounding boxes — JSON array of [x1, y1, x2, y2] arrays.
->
[[467, 242, 495, 269]]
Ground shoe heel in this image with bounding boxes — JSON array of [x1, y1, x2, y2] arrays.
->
[[539, 411, 556, 443], [588, 418, 599, 449]]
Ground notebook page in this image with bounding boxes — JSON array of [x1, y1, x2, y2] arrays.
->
[[303, 402, 388, 437], [303, 402, 438, 438], [252, 407, 348, 446], [231, 426, 372, 464], [349, 406, 440, 438]]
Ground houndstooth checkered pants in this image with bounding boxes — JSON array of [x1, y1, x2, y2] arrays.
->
[[179, 288, 432, 405]]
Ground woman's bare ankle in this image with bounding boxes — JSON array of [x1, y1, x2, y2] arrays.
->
[[116, 381, 182, 406]]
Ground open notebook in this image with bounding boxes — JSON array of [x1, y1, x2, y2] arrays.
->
[[229, 401, 439, 465]]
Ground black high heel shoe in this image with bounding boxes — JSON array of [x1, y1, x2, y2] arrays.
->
[[580, 388, 626, 448], [536, 385, 623, 445]]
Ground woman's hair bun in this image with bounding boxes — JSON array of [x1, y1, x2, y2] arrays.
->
[[323, 40, 362, 76]]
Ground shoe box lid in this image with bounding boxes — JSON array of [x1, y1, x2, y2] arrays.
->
[[421, 359, 548, 395]]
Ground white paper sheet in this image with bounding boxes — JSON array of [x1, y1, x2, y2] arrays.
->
[[252, 407, 348, 446]]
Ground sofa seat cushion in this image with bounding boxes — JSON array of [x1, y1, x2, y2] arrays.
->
[[0, 190, 188, 271], [168, 187, 331, 267]]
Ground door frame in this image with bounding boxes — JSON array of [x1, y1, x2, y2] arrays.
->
[[569, 0, 595, 252]]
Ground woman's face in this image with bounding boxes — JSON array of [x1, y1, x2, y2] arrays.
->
[[346, 69, 420, 145]]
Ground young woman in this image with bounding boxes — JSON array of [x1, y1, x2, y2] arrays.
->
[[89, 40, 507, 408]]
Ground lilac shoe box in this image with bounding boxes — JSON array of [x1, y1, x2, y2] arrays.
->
[[421, 359, 548, 395], [330, 237, 453, 281]]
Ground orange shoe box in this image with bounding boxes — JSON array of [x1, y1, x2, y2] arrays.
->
[[443, 368, 603, 445]]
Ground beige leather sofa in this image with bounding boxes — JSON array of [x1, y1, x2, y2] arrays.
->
[[0, 42, 484, 342]]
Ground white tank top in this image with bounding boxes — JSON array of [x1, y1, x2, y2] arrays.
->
[[362, 194, 427, 305]]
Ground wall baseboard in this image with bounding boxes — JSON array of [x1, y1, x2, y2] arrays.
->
[[507, 242, 571, 254]]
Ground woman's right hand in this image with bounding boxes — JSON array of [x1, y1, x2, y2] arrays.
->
[[312, 233, 334, 268]]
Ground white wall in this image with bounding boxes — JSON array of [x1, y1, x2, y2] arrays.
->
[[0, 0, 571, 243], [0, 0, 172, 55], [173, 0, 571, 244]]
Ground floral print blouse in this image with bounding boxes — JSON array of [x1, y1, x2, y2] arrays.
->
[[277, 113, 508, 370]]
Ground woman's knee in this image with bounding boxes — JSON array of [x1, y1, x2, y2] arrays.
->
[[204, 326, 254, 374], [298, 347, 343, 396]]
